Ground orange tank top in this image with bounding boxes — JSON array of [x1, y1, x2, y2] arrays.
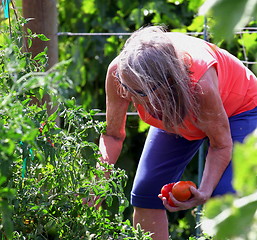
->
[[136, 33, 257, 140]]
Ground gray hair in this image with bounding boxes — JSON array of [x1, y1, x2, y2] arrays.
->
[[116, 25, 199, 132]]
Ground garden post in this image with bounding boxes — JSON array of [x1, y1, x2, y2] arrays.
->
[[22, 0, 59, 122]]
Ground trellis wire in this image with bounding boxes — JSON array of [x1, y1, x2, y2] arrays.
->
[[57, 29, 257, 66], [57, 27, 257, 37], [61, 25, 257, 118], [57, 31, 205, 37]]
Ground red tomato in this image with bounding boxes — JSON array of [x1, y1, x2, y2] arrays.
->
[[172, 181, 196, 202], [161, 183, 176, 207], [161, 183, 175, 199], [167, 196, 176, 207]]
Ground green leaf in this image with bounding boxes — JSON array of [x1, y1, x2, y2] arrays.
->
[[37, 34, 50, 41], [89, 109, 101, 115], [105, 195, 113, 207], [167, 0, 184, 3], [34, 52, 47, 61], [188, 0, 205, 11], [27, 28, 32, 35], [0, 176, 7, 186], [233, 134, 257, 196], [38, 88, 45, 99], [27, 38, 32, 48], [0, 201, 14, 240], [199, 0, 257, 41], [30, 205, 40, 210], [82, 0, 96, 14], [202, 192, 257, 239], [0, 187, 16, 198], [203, 194, 235, 219], [187, 15, 205, 32], [21, 129, 38, 142], [238, 33, 257, 55], [48, 111, 58, 122], [138, 119, 150, 133]]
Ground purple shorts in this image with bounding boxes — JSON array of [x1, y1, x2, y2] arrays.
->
[[131, 107, 257, 209]]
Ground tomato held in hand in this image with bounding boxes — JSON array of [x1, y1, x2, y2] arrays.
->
[[161, 183, 175, 199], [172, 181, 196, 201], [167, 196, 176, 207], [160, 183, 176, 207]]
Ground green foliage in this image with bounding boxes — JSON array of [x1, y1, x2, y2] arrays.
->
[[199, 0, 257, 41], [233, 134, 257, 196], [57, 0, 203, 110], [201, 132, 257, 239], [0, 20, 153, 240], [188, 233, 213, 240]]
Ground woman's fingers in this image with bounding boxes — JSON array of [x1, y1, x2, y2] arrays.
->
[[159, 188, 209, 212]]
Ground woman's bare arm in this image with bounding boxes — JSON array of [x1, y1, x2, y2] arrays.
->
[[160, 66, 233, 211], [195, 67, 233, 199], [99, 58, 131, 165]]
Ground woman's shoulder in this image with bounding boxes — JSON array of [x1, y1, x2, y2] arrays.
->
[[166, 32, 218, 82], [107, 56, 119, 74], [166, 32, 204, 44]]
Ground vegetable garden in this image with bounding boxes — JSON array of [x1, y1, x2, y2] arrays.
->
[[0, 0, 257, 239]]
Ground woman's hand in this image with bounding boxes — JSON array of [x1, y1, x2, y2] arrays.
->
[[158, 186, 209, 212]]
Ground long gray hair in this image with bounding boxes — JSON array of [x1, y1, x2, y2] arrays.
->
[[116, 25, 199, 132]]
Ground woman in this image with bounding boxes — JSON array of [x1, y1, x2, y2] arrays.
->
[[99, 25, 257, 240]]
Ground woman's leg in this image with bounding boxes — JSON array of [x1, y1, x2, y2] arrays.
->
[[133, 207, 169, 240], [131, 127, 204, 239], [131, 108, 257, 239]]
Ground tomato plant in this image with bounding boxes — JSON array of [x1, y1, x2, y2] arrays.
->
[[0, 20, 153, 240]]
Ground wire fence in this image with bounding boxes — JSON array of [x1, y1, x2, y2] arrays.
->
[[57, 31, 206, 37], [57, 27, 257, 37], [57, 28, 257, 66], [57, 27, 257, 117]]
